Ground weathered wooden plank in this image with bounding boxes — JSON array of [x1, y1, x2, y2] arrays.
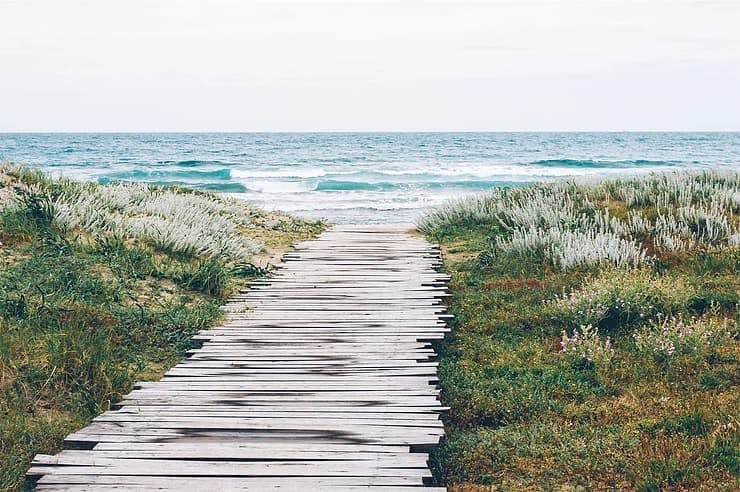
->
[[167, 363, 439, 371], [91, 416, 444, 429], [191, 336, 443, 344], [111, 411, 441, 421], [120, 392, 442, 401], [62, 432, 442, 447], [92, 441, 413, 452], [37, 485, 446, 492], [114, 405, 449, 414], [41, 450, 431, 468], [115, 398, 443, 408], [28, 460, 432, 477], [206, 325, 449, 331], [36, 486, 445, 492], [158, 375, 438, 382], [138, 380, 438, 389], [36, 475, 445, 490], [184, 353, 438, 360]]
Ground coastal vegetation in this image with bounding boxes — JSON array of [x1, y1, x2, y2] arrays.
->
[[0, 164, 323, 491], [419, 171, 739, 490]]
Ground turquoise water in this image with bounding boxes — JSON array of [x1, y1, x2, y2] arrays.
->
[[1, 133, 738, 223]]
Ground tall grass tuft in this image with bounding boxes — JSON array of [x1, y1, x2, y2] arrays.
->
[[181, 258, 232, 298]]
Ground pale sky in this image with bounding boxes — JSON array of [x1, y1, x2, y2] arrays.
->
[[1, 0, 739, 131]]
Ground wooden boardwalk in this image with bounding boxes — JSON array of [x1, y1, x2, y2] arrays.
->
[[28, 225, 449, 491]]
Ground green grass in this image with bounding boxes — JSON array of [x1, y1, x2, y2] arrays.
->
[[0, 165, 324, 491], [421, 172, 739, 491]]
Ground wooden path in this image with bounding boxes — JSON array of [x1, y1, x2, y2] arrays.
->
[[28, 225, 449, 491]]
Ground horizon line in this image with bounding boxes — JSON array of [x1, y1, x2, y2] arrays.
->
[[2, 130, 740, 134]]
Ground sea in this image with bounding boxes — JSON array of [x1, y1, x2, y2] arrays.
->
[[0, 133, 738, 224]]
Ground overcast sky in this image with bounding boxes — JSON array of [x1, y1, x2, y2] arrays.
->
[[1, 0, 739, 131]]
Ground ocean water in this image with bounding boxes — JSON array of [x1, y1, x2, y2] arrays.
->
[[1, 133, 738, 224]]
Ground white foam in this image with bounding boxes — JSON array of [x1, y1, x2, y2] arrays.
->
[[229, 162, 663, 186], [232, 167, 327, 179], [230, 162, 615, 182], [369, 162, 664, 179], [420, 164, 631, 179], [230, 187, 466, 213], [244, 180, 318, 194]]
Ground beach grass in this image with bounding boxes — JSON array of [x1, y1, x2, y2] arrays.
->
[[419, 171, 739, 490], [0, 164, 324, 491]]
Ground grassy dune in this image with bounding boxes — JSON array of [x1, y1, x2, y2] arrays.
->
[[419, 171, 739, 491], [0, 164, 324, 491]]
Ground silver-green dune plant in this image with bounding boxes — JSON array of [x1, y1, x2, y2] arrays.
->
[[54, 183, 262, 263], [1, 164, 263, 264], [418, 170, 739, 271], [498, 227, 647, 271]]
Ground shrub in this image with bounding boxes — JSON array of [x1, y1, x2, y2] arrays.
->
[[549, 269, 697, 331], [560, 324, 614, 364], [632, 313, 736, 359]]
